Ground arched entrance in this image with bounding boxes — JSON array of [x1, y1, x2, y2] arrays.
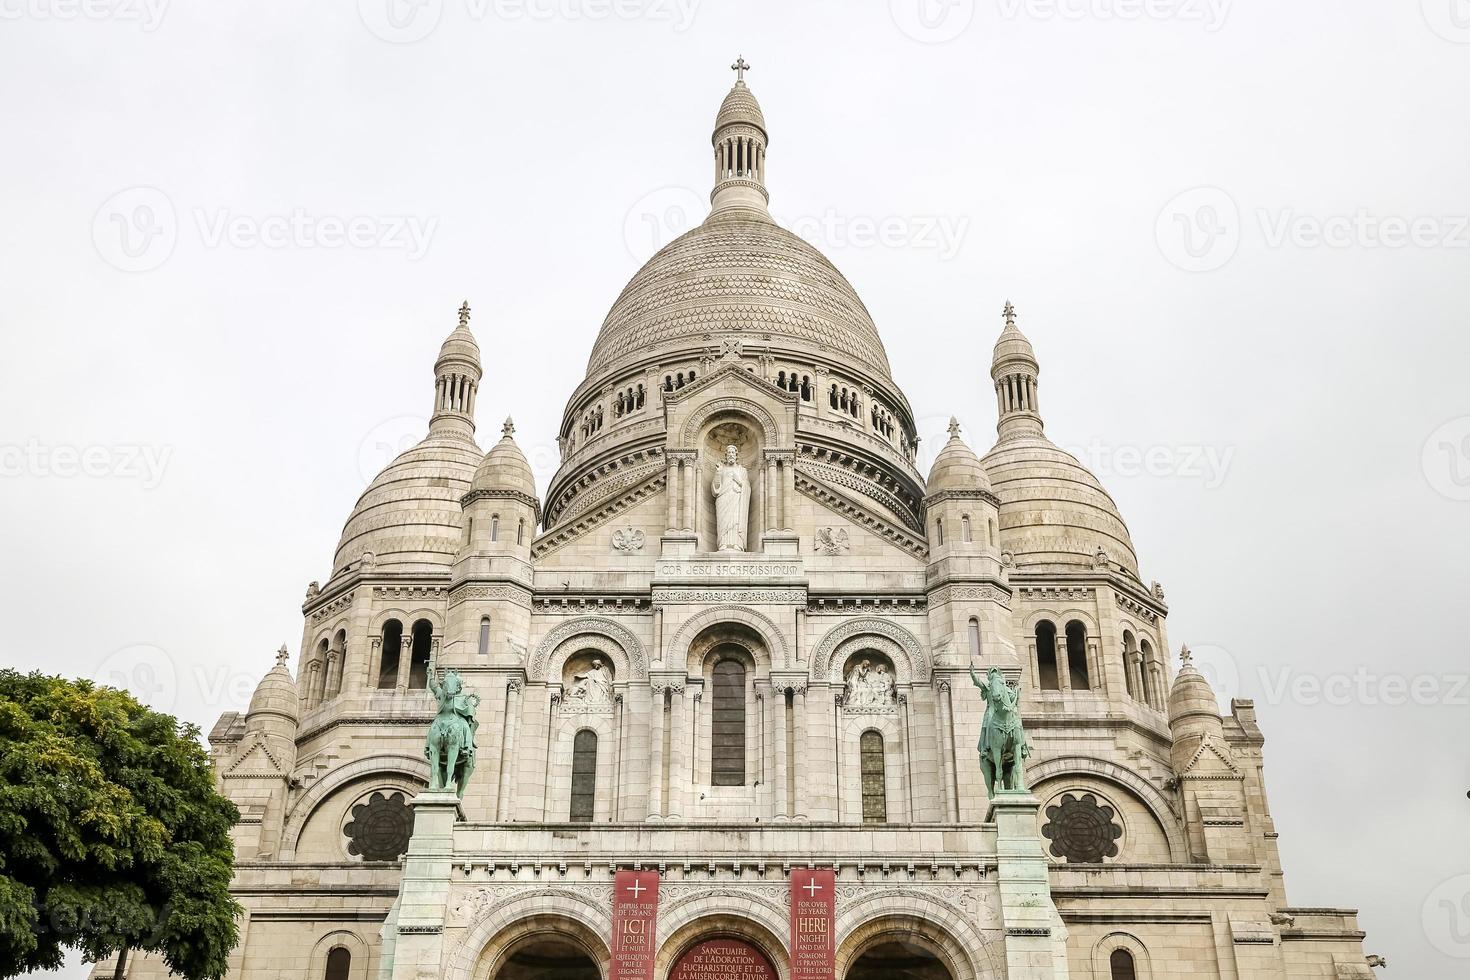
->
[[669, 937, 779, 980], [846, 938, 953, 980], [491, 935, 598, 980]]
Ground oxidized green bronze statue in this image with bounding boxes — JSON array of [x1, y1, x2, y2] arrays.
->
[[970, 662, 1030, 796], [426, 653, 480, 799]]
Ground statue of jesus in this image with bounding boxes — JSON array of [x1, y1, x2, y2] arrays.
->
[[711, 444, 749, 552]]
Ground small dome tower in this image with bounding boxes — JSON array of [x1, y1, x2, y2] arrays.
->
[[223, 646, 300, 858], [991, 301, 1043, 442], [710, 56, 770, 217], [1168, 645, 1225, 772], [431, 301, 483, 441]]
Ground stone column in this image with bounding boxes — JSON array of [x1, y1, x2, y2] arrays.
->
[[772, 686, 790, 820], [323, 651, 341, 703], [395, 634, 413, 694], [765, 457, 779, 533], [666, 457, 680, 530], [1127, 652, 1145, 703], [667, 684, 688, 820], [782, 455, 796, 530], [305, 661, 321, 709], [791, 683, 809, 820], [900, 692, 916, 822], [936, 680, 959, 821], [495, 680, 522, 821], [647, 683, 666, 819]]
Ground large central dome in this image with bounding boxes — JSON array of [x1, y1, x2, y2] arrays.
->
[[585, 210, 894, 381]]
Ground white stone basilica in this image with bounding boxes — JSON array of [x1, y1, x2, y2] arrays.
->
[[102, 63, 1375, 980]]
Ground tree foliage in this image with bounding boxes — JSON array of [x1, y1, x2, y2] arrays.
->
[[0, 670, 240, 979]]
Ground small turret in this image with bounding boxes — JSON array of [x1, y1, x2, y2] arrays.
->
[[710, 56, 770, 217], [991, 302, 1043, 442], [460, 417, 539, 562], [1168, 644, 1225, 769], [224, 646, 300, 859], [430, 301, 482, 441]]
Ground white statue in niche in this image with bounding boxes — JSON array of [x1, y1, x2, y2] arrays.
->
[[568, 657, 612, 705], [845, 658, 895, 708], [711, 444, 750, 552]]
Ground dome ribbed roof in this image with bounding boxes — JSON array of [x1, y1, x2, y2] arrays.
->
[[1169, 652, 1222, 727], [927, 423, 991, 495], [981, 434, 1139, 574], [247, 652, 299, 724], [585, 211, 893, 381], [715, 81, 766, 133], [473, 421, 536, 497], [332, 431, 481, 576]]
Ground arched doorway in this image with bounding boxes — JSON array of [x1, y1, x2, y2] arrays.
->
[[491, 936, 598, 980], [846, 938, 954, 980], [669, 937, 778, 980]]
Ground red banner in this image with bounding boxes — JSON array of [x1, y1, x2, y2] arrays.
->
[[610, 870, 660, 980], [669, 938, 778, 980], [789, 868, 836, 980]]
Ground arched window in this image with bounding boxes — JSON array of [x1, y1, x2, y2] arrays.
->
[[570, 730, 597, 822], [935, 517, 944, 545], [1035, 620, 1060, 691], [464, 516, 474, 546], [377, 620, 402, 689], [517, 518, 525, 545], [325, 946, 351, 980], [1121, 630, 1137, 699], [1109, 948, 1137, 980], [1139, 640, 1157, 707], [1065, 620, 1091, 690], [490, 514, 499, 542], [477, 616, 491, 656], [408, 620, 433, 689], [711, 659, 746, 786], [968, 618, 982, 660], [859, 730, 887, 823], [962, 515, 972, 543]]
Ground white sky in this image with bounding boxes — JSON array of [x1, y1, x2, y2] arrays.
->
[[2, 1, 1467, 976]]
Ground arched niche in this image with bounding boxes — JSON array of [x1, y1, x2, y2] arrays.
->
[[529, 617, 647, 681], [814, 619, 927, 683]]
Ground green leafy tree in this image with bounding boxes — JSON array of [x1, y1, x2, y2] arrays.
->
[[0, 670, 240, 979]]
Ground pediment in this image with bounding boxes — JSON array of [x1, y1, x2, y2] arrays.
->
[[1181, 733, 1242, 778], [224, 735, 286, 778]]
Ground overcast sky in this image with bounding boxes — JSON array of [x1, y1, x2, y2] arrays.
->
[[2, 1, 1467, 976]]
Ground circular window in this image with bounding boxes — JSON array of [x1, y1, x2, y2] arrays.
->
[[1042, 792, 1123, 863], [342, 790, 414, 861]]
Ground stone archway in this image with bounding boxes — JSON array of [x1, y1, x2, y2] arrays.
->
[[845, 937, 954, 980], [491, 934, 599, 980]]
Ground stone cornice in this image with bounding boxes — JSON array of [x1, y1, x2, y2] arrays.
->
[[460, 487, 542, 523]]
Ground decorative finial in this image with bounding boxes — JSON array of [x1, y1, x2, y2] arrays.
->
[[276, 644, 290, 667], [458, 300, 471, 328], [947, 417, 962, 440], [732, 55, 750, 83], [1179, 644, 1193, 667], [502, 417, 515, 438], [1002, 301, 1016, 328]]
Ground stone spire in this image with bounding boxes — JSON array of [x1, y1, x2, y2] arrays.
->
[[431, 300, 483, 440], [710, 56, 770, 216], [990, 301, 1043, 441]]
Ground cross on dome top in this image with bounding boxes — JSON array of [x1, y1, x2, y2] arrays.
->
[[502, 417, 515, 438], [458, 300, 471, 328], [1003, 301, 1017, 328], [276, 644, 290, 667], [732, 55, 750, 83], [948, 417, 962, 440], [1179, 645, 1193, 666]]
